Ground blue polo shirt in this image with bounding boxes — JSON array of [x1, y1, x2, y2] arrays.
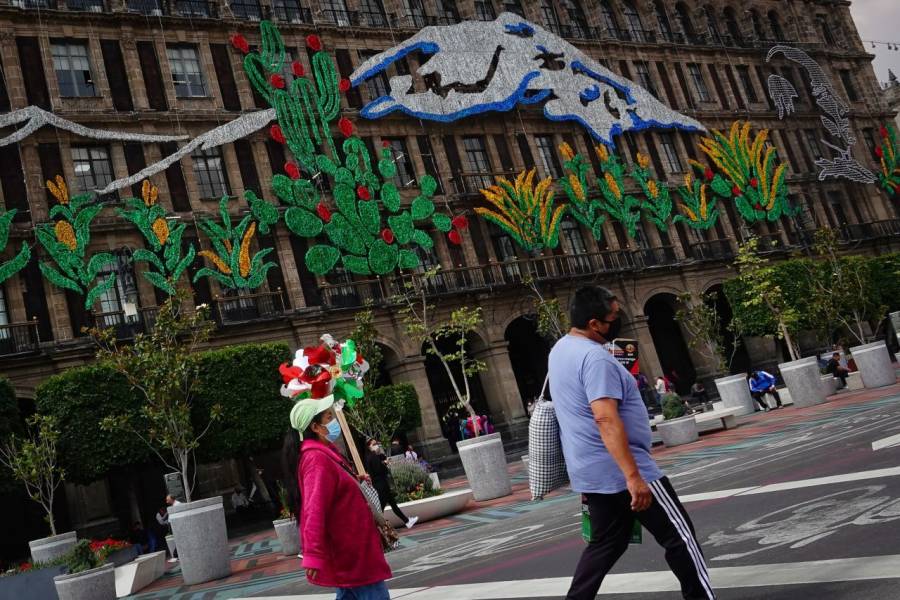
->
[[548, 334, 663, 494]]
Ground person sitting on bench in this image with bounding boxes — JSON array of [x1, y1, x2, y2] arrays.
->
[[825, 352, 850, 390], [748, 371, 782, 412]]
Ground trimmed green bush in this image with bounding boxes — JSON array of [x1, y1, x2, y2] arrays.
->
[[388, 459, 439, 503], [662, 393, 686, 421]]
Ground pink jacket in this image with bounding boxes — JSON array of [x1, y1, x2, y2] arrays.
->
[[298, 439, 392, 588]]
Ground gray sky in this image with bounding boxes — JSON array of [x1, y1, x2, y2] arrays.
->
[[849, 0, 900, 86]]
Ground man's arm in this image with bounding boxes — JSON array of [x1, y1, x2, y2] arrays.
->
[[590, 398, 653, 511]]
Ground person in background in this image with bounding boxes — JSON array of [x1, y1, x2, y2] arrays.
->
[[690, 382, 709, 406], [825, 352, 850, 389], [365, 439, 418, 530], [748, 371, 783, 411], [389, 437, 404, 457], [404, 445, 419, 461], [129, 521, 157, 554], [231, 487, 251, 521], [285, 397, 393, 600], [654, 376, 668, 405]]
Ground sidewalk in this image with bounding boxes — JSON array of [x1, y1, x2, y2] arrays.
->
[[130, 378, 900, 599]]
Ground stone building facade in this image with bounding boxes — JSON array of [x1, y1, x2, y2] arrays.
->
[[0, 0, 898, 469]]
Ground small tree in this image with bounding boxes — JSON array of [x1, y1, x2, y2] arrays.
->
[[675, 292, 729, 375], [398, 269, 487, 436], [93, 292, 221, 502], [0, 414, 65, 536], [524, 276, 569, 341], [732, 238, 802, 361]]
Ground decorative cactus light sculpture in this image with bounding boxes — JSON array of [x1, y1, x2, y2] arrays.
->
[[0, 208, 30, 285]]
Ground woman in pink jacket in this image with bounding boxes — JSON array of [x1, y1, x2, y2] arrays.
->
[[284, 396, 392, 599]]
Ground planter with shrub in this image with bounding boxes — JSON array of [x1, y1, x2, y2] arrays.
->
[[53, 540, 116, 600], [384, 459, 472, 527], [656, 394, 698, 447], [272, 482, 301, 557], [0, 560, 66, 600]]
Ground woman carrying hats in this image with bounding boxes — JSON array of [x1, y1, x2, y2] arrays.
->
[[284, 395, 392, 600]]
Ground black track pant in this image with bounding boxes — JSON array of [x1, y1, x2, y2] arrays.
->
[[751, 389, 782, 410], [567, 477, 716, 600], [376, 486, 409, 524]]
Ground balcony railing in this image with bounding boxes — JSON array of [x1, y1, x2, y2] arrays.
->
[[214, 290, 285, 324], [320, 7, 353, 26], [230, 0, 265, 20], [9, 0, 58, 8], [0, 321, 40, 356], [271, 0, 309, 23], [173, 0, 216, 17], [689, 239, 734, 262], [92, 307, 158, 339], [841, 219, 900, 242], [66, 0, 105, 11], [357, 9, 388, 27], [125, 0, 163, 14]]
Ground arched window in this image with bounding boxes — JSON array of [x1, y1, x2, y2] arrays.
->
[[815, 14, 836, 45], [540, 0, 561, 33], [561, 0, 590, 38], [749, 9, 766, 40], [702, 5, 720, 42], [622, 1, 646, 42], [723, 7, 743, 44], [674, 3, 696, 41], [767, 10, 785, 41], [435, 0, 458, 23], [599, 0, 621, 38], [652, 0, 674, 42]]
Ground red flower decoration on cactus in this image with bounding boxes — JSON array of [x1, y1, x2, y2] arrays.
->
[[269, 74, 285, 89], [230, 34, 249, 54], [876, 146, 884, 158], [381, 228, 395, 244], [292, 61, 305, 77], [338, 117, 354, 138], [339, 79, 351, 93], [357, 185, 371, 200], [731, 185, 741, 197], [448, 230, 462, 245], [881, 126, 889, 139], [270, 125, 286, 144], [754, 203, 762, 210], [316, 202, 332, 223], [704, 167, 714, 182], [284, 162, 301, 180], [451, 215, 469, 230], [382, 140, 391, 148], [306, 34, 322, 51], [749, 177, 759, 189]]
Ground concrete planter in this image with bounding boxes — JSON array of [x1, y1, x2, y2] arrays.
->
[[713, 374, 755, 416], [29, 531, 77, 563], [106, 545, 140, 568], [164, 534, 176, 558], [778, 356, 828, 408], [384, 488, 475, 528], [657, 416, 699, 447], [272, 518, 301, 556], [168, 497, 230, 585], [456, 432, 512, 501], [54, 563, 116, 600], [0, 564, 66, 600], [114, 550, 167, 598], [850, 341, 896, 389]]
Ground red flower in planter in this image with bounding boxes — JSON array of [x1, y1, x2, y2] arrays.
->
[[291, 61, 305, 77], [306, 34, 322, 51], [316, 202, 332, 223], [270, 124, 286, 144], [451, 215, 469, 230], [731, 185, 742, 197], [704, 167, 714, 182], [448, 230, 462, 245], [230, 34, 249, 54], [381, 228, 395, 244], [357, 185, 371, 200], [284, 162, 301, 180], [338, 117, 354, 138], [269, 74, 285, 89], [339, 78, 351, 93]]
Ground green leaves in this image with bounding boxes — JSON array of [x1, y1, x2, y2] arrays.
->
[[0, 209, 30, 285]]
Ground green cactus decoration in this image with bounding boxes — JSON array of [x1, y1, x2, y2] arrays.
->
[[0, 208, 31, 285], [35, 176, 117, 310], [118, 180, 196, 296], [194, 195, 277, 289], [234, 22, 453, 276]]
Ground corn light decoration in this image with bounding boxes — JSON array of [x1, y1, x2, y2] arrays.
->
[[194, 196, 277, 290], [559, 142, 606, 241], [675, 172, 719, 230], [0, 208, 31, 285], [35, 176, 118, 309], [118, 180, 196, 296], [631, 152, 672, 231]]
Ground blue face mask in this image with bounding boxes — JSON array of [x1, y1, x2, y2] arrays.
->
[[325, 419, 342, 442]]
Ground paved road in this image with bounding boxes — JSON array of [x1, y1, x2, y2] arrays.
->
[[247, 392, 900, 599]]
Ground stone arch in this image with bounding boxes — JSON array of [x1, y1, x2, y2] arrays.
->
[[722, 5, 744, 42], [420, 333, 490, 424], [702, 283, 751, 375], [643, 292, 696, 394], [504, 315, 552, 409], [637, 284, 687, 313]]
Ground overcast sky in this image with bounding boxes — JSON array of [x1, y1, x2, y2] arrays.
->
[[849, 0, 900, 86]]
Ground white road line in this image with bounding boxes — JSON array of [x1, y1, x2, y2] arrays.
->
[[679, 466, 900, 504], [237, 554, 900, 599], [872, 432, 900, 451]]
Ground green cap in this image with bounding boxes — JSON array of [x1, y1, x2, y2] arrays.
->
[[290, 395, 335, 432]]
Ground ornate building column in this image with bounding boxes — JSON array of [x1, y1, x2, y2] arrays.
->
[[629, 314, 663, 381], [473, 340, 527, 426], [387, 356, 452, 459]]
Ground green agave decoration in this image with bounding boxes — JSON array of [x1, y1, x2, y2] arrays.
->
[[0, 208, 31, 285]]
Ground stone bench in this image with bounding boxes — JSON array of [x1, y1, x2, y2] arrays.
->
[[114, 550, 167, 598], [650, 407, 742, 444]]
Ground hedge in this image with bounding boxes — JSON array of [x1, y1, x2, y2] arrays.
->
[[368, 383, 422, 435]]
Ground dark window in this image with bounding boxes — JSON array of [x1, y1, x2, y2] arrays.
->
[[192, 146, 230, 198], [502, 0, 523, 17], [167, 45, 207, 97], [674, 3, 696, 39], [462, 136, 493, 190], [0, 65, 9, 112], [359, 50, 389, 100], [839, 70, 859, 102], [755, 65, 774, 109], [652, 1, 673, 41], [492, 134, 515, 172], [687, 63, 711, 102], [416, 135, 444, 194], [137, 41, 168, 111], [273, 0, 309, 23], [100, 40, 133, 111], [21, 259, 53, 342], [0, 145, 30, 221], [635, 61, 657, 98], [51, 40, 97, 97], [334, 49, 363, 109], [17, 37, 51, 109], [535, 135, 562, 178], [435, 0, 458, 22], [38, 143, 65, 208], [71, 146, 114, 193], [123, 143, 147, 198], [210, 43, 241, 111], [322, 0, 350, 25], [828, 191, 849, 226], [673, 63, 694, 108], [406, 0, 428, 27], [539, 0, 561, 33], [441, 136, 464, 193], [736, 66, 758, 103], [804, 129, 822, 162], [702, 5, 720, 41], [159, 142, 191, 211], [623, 1, 646, 41], [793, 131, 814, 171], [645, 138, 666, 176], [358, 0, 387, 26], [515, 134, 535, 170], [658, 133, 683, 173], [233, 140, 260, 194], [723, 7, 743, 44], [599, 0, 620, 36], [679, 131, 698, 161], [561, 0, 589, 38], [861, 128, 879, 157], [707, 64, 728, 108], [656, 62, 678, 108], [816, 15, 836, 45], [618, 60, 632, 80], [384, 138, 416, 188], [774, 131, 800, 172], [768, 11, 785, 41], [231, 0, 262, 19], [749, 9, 766, 40], [725, 66, 746, 110], [474, 0, 495, 21]]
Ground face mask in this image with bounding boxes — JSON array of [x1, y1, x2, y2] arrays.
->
[[597, 317, 622, 341], [325, 420, 342, 442]]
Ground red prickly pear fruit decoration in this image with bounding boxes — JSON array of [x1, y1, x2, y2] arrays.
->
[[306, 35, 322, 51], [448, 230, 462, 245], [731, 185, 742, 197], [749, 177, 759, 189], [270, 125, 286, 144], [704, 168, 714, 182], [451, 215, 469, 230], [381, 228, 395, 244], [382, 140, 391, 148], [316, 202, 332, 223], [269, 74, 285, 89], [230, 34, 249, 54], [876, 146, 884, 158], [338, 117, 353, 138], [291, 61, 305, 77], [284, 162, 301, 180], [357, 186, 371, 200], [880, 126, 889, 139], [339, 78, 351, 93]]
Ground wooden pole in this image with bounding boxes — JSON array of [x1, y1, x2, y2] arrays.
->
[[334, 406, 366, 475]]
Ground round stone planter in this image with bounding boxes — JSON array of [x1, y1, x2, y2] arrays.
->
[[779, 356, 828, 408], [29, 531, 77, 564], [713, 374, 755, 416], [272, 518, 301, 556], [657, 416, 699, 447], [850, 341, 896, 389], [168, 496, 230, 585], [456, 432, 512, 501], [54, 563, 116, 600], [384, 488, 475, 528]]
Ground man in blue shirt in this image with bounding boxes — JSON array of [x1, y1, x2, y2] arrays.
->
[[549, 286, 715, 600], [748, 370, 783, 411]]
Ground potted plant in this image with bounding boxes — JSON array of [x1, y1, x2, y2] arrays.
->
[[382, 459, 472, 528], [272, 481, 301, 557], [90, 538, 137, 567], [656, 394, 698, 447], [92, 293, 229, 585], [0, 557, 68, 600], [53, 540, 115, 600], [398, 269, 511, 501], [0, 414, 75, 563]]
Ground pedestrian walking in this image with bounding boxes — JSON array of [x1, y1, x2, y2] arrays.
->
[[825, 352, 850, 389], [549, 286, 716, 600], [748, 371, 783, 411], [285, 397, 393, 600], [365, 439, 418, 529]]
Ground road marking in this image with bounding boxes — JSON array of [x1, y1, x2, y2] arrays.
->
[[872, 432, 900, 451], [680, 466, 900, 503], [238, 554, 900, 599]]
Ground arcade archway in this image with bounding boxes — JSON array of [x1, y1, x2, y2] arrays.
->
[[644, 293, 696, 394], [505, 315, 553, 409], [704, 284, 751, 375]]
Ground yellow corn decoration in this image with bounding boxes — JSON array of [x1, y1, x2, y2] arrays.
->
[[604, 172, 621, 200], [477, 167, 565, 250], [680, 204, 699, 222], [559, 143, 575, 161], [595, 144, 609, 163], [47, 176, 69, 205], [684, 173, 693, 189], [152, 217, 170, 245], [142, 180, 159, 207], [199, 250, 232, 274], [239, 222, 256, 278], [647, 180, 658, 199], [568, 174, 585, 201], [637, 153, 651, 170], [54, 221, 77, 251], [699, 185, 708, 220]]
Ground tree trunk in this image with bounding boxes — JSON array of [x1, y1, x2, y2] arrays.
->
[[780, 322, 800, 361]]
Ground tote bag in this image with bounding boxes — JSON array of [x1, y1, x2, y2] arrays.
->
[[527, 375, 569, 500]]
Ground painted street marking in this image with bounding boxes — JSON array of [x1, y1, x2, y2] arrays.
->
[[872, 432, 900, 451], [235, 554, 900, 599]]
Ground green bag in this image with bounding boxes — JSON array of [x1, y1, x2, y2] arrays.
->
[[581, 494, 643, 544]]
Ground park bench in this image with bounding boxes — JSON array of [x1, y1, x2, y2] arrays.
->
[[650, 406, 742, 445]]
